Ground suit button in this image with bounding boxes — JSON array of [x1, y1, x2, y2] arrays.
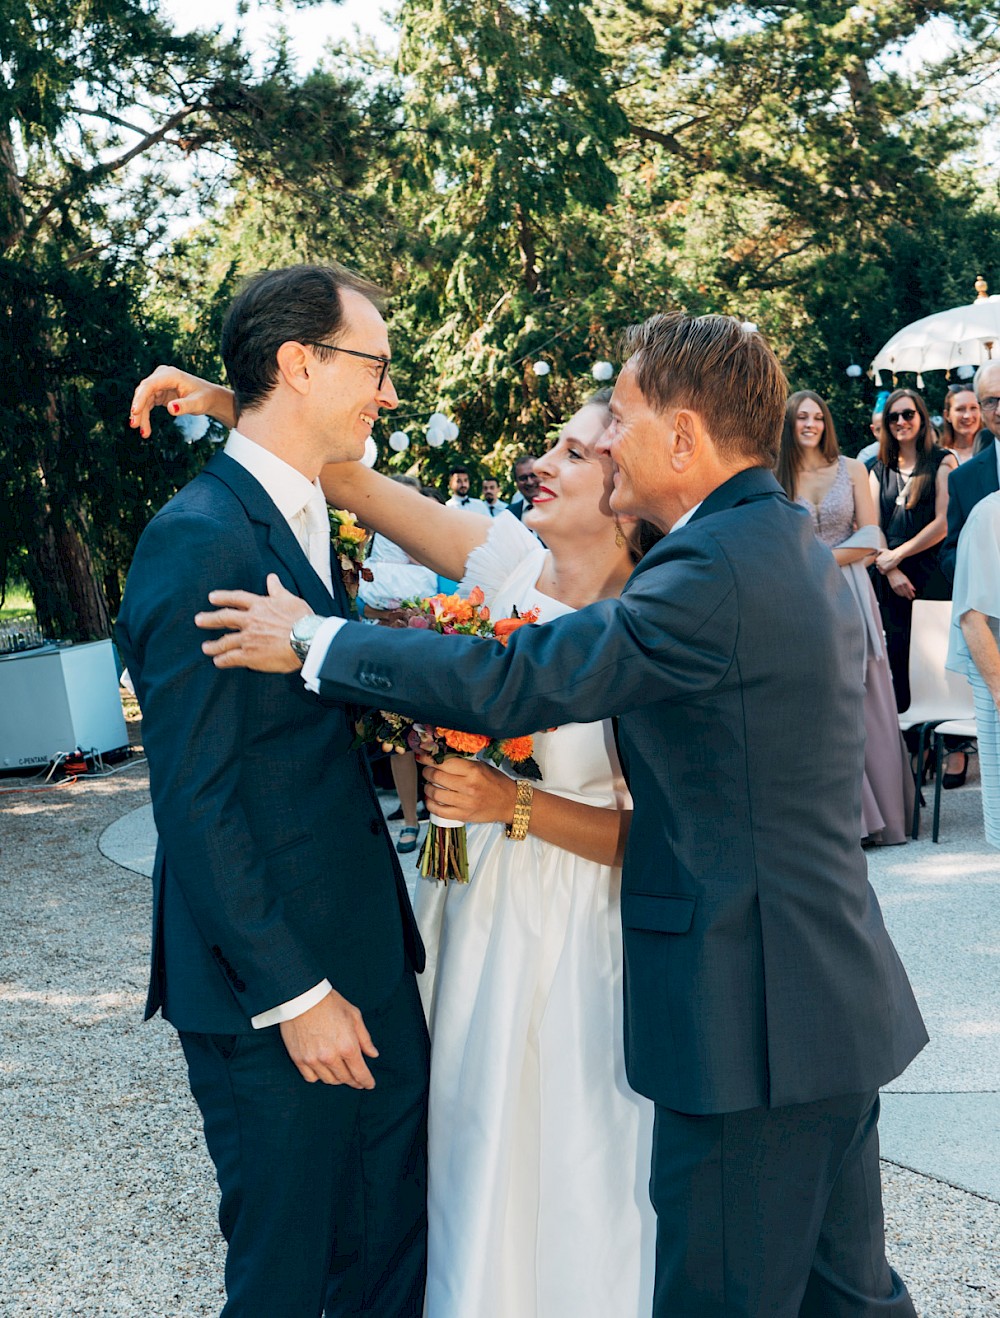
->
[[234, 979, 246, 993], [369, 819, 381, 835]]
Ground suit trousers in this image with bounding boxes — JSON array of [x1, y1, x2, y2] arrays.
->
[[179, 970, 429, 1318], [650, 1090, 916, 1318]]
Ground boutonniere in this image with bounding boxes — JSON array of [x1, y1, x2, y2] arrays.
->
[[328, 508, 373, 607]]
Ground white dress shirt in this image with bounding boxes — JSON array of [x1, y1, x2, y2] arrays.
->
[[224, 429, 336, 1027], [669, 502, 703, 534], [446, 494, 491, 517]]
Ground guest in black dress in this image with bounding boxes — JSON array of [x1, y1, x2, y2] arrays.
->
[[869, 388, 957, 716]]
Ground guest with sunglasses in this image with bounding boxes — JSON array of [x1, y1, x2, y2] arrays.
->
[[869, 389, 957, 717]]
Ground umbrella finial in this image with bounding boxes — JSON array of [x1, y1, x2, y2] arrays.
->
[[975, 275, 989, 301]]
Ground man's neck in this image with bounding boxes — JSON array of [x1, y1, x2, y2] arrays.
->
[[237, 407, 322, 482]]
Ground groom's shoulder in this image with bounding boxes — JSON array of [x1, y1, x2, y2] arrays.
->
[[148, 460, 244, 534]]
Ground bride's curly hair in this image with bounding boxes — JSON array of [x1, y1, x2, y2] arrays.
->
[[586, 387, 664, 564]]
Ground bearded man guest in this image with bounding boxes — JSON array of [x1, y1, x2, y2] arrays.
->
[[195, 312, 927, 1318], [118, 265, 428, 1318]]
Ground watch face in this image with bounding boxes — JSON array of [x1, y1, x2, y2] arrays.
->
[[294, 614, 322, 643]]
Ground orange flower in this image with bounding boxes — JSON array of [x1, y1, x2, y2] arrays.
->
[[438, 727, 491, 755], [337, 523, 367, 543], [467, 585, 485, 606], [500, 735, 533, 763], [493, 612, 538, 645]]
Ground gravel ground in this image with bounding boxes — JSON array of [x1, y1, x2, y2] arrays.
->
[[1, 728, 997, 1316]]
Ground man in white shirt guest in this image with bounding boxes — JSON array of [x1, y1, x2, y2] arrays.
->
[[445, 465, 490, 516], [480, 477, 508, 516]]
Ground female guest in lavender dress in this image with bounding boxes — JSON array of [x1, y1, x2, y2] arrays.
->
[[777, 391, 913, 844]]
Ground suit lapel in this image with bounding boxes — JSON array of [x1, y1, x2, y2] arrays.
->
[[204, 452, 343, 619], [976, 445, 1000, 501]]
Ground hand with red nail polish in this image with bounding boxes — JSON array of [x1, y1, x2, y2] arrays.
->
[[129, 365, 237, 437]]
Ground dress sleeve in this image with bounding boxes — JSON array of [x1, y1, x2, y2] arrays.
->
[[458, 510, 545, 606], [358, 534, 438, 609]]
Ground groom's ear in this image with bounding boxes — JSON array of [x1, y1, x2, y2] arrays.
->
[[276, 341, 312, 396]]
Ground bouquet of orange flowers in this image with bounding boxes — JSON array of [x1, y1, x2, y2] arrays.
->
[[354, 587, 542, 883], [328, 508, 373, 608]]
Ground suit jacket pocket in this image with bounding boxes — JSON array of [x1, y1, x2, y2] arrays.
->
[[263, 832, 318, 895], [622, 892, 696, 934]]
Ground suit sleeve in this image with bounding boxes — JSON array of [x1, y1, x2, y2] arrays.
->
[[119, 508, 328, 1019], [940, 467, 967, 584], [315, 532, 738, 737]]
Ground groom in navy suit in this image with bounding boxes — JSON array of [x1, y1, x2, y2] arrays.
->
[[117, 265, 428, 1316], [198, 311, 928, 1316]]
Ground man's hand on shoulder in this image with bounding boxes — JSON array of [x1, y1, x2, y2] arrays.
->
[[196, 573, 314, 672], [279, 988, 379, 1089]]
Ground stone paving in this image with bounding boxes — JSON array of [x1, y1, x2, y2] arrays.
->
[[1, 748, 997, 1315]]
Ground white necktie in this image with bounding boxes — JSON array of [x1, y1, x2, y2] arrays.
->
[[295, 490, 334, 595]]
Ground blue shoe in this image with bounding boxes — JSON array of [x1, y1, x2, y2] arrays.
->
[[397, 825, 420, 854]]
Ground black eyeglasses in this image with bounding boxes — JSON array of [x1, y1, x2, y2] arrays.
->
[[887, 408, 917, 425], [303, 341, 391, 389]]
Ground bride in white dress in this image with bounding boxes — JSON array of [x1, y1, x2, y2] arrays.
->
[[334, 396, 657, 1318], [126, 366, 657, 1317]]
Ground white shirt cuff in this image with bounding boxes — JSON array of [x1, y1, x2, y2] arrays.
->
[[301, 616, 349, 693], [251, 979, 333, 1029]]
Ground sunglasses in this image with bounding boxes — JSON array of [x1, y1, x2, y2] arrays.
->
[[887, 408, 918, 425]]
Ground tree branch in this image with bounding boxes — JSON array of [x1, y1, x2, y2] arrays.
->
[[22, 103, 203, 248]]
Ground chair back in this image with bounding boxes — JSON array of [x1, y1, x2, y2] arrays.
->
[[899, 599, 975, 728]]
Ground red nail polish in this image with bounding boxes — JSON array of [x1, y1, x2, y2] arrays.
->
[[169, 402, 179, 414]]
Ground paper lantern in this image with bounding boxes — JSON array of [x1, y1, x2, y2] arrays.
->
[[388, 431, 410, 452], [845, 363, 862, 378], [592, 361, 614, 381], [532, 361, 551, 376], [173, 413, 210, 444], [361, 436, 378, 468]]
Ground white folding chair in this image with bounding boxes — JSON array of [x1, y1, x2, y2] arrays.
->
[[897, 600, 975, 839]]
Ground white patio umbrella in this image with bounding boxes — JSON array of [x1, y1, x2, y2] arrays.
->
[[871, 278, 1000, 386]]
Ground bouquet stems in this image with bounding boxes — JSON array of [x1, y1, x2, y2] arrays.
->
[[419, 814, 470, 884]]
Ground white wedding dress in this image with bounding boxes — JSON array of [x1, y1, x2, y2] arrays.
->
[[415, 513, 656, 1318]]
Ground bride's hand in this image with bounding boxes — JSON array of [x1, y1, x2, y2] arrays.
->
[[130, 365, 236, 437], [416, 753, 518, 825]]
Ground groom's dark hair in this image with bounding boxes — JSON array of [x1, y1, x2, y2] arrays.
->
[[221, 263, 386, 417], [621, 312, 787, 467]]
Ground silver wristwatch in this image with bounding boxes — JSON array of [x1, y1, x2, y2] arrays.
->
[[289, 613, 327, 665]]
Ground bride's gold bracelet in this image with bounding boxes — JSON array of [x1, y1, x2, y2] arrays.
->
[[505, 779, 534, 842]]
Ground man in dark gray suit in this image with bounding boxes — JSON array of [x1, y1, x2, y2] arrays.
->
[[118, 265, 428, 1317], [198, 312, 926, 1316]]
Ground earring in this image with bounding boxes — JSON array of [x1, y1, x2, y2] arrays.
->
[[614, 521, 626, 550]]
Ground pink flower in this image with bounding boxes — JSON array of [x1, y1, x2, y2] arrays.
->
[[408, 615, 431, 629]]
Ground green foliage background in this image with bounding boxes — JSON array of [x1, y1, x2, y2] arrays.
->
[[4, 0, 1000, 636]]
